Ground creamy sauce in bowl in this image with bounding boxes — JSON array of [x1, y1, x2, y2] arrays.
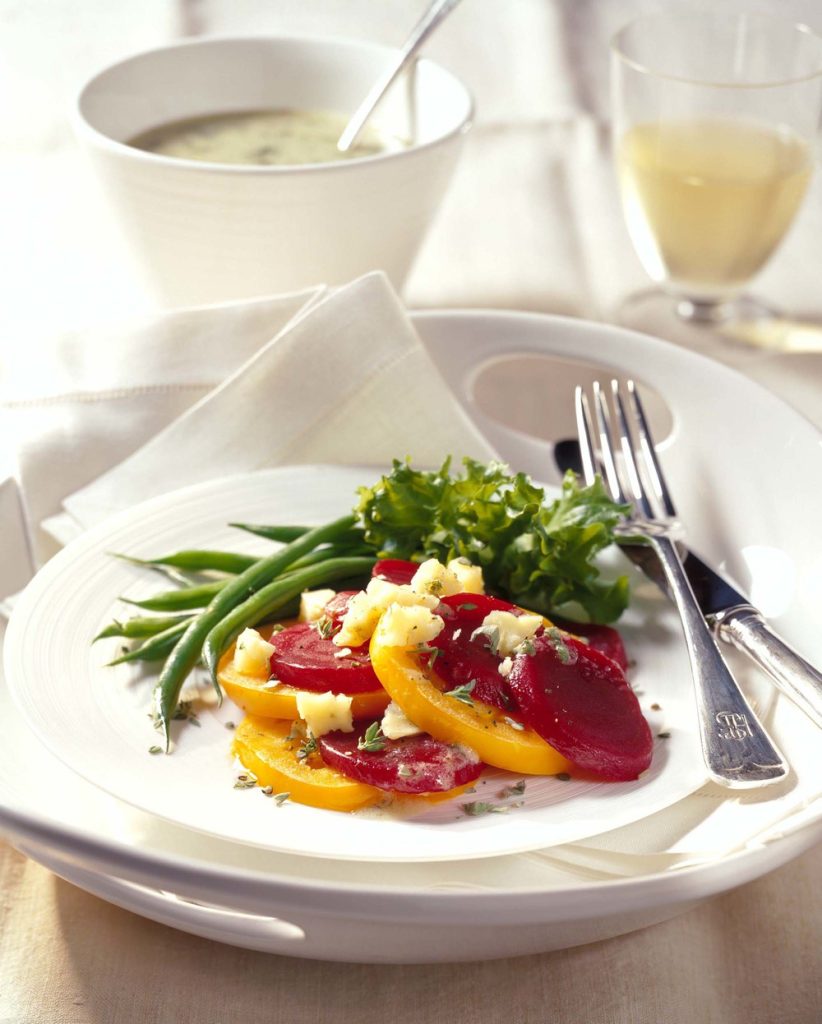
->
[[128, 108, 407, 166]]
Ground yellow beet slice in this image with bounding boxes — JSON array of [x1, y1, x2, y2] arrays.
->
[[232, 716, 381, 812], [369, 618, 573, 776], [218, 647, 390, 720]]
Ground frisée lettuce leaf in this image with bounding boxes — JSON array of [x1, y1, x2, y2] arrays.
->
[[356, 457, 630, 623]]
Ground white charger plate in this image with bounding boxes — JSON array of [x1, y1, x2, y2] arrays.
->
[[2, 310, 821, 961], [4, 464, 707, 861]]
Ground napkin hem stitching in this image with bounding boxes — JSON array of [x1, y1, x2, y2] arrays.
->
[[3, 383, 213, 408]]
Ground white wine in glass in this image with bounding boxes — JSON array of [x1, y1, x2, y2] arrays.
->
[[611, 12, 822, 342]]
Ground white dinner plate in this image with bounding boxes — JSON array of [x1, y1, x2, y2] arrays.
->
[[1, 612, 819, 963], [2, 310, 821, 961], [5, 464, 711, 861]]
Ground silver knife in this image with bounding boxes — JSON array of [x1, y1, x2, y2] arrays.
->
[[553, 440, 822, 729]]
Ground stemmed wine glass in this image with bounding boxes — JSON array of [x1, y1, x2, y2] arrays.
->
[[610, 11, 822, 351]]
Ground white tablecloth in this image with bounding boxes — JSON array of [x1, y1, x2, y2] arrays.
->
[[1, 2, 820, 1022]]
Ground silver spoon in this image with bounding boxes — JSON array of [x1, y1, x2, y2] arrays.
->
[[337, 0, 464, 154]]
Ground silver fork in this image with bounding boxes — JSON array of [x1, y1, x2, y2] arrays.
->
[[575, 379, 787, 788]]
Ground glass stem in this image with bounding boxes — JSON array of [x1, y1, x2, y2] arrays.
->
[[675, 297, 733, 324]]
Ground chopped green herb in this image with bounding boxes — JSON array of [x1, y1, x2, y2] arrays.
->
[[358, 721, 387, 753], [297, 733, 318, 761], [148, 745, 163, 755], [461, 801, 500, 816], [172, 699, 200, 724], [445, 679, 477, 706], [457, 602, 477, 611], [470, 624, 501, 655], [416, 644, 442, 671], [516, 636, 536, 657], [314, 614, 336, 640], [397, 765, 413, 778], [152, 698, 200, 732], [498, 779, 527, 798], [545, 627, 574, 664]]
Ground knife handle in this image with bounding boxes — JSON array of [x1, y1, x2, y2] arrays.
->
[[715, 606, 822, 731]]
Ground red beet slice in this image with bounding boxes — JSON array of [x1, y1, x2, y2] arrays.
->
[[321, 590, 358, 628], [429, 593, 524, 712], [318, 721, 484, 793], [371, 558, 419, 586], [507, 633, 652, 781], [268, 622, 380, 694], [551, 616, 629, 671]]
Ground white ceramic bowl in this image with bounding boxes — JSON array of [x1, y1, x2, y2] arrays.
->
[[73, 35, 473, 306]]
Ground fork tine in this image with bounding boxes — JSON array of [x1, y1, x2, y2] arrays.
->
[[610, 379, 656, 519], [627, 379, 677, 518], [590, 381, 628, 503], [573, 386, 599, 485]]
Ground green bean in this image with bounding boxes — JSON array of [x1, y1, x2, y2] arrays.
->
[[113, 550, 259, 574], [120, 544, 370, 612], [106, 619, 192, 666], [229, 522, 365, 547], [121, 579, 229, 612], [94, 613, 193, 642], [203, 555, 375, 681], [153, 514, 357, 749], [227, 523, 310, 542]]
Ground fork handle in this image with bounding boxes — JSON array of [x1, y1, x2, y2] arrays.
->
[[651, 536, 787, 788], [713, 606, 822, 731]]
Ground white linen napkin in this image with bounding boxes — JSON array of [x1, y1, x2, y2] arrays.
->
[[2, 272, 495, 572], [2, 270, 818, 877], [3, 285, 325, 567]]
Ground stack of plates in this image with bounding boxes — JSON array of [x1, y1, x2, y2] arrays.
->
[[2, 313, 820, 963]]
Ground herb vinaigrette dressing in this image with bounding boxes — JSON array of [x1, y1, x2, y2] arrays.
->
[[128, 108, 406, 166]]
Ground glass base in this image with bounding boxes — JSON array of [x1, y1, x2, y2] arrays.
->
[[613, 288, 822, 366]]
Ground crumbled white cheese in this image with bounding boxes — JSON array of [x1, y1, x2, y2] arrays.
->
[[379, 603, 445, 647], [498, 656, 514, 678], [366, 576, 440, 610], [410, 558, 462, 598], [233, 627, 276, 677], [295, 691, 354, 737], [332, 558, 483, 650], [333, 576, 437, 648], [380, 700, 423, 740], [447, 558, 485, 595], [298, 588, 336, 623], [331, 589, 378, 648], [333, 647, 352, 659], [479, 610, 543, 657]]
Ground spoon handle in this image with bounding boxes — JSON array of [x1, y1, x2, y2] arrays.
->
[[337, 0, 464, 153]]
